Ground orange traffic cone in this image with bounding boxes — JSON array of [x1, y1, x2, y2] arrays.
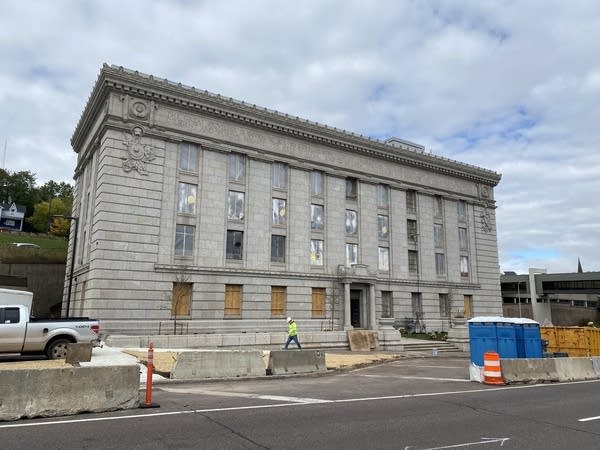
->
[[483, 351, 504, 385]]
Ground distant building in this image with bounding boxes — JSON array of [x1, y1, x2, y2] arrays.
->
[[501, 270, 600, 325], [65, 64, 503, 339], [0, 202, 26, 231]]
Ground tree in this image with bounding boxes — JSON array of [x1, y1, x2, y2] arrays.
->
[[28, 198, 72, 236], [0, 169, 39, 215], [37, 180, 73, 202]]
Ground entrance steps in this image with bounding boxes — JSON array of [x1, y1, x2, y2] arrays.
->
[[402, 340, 465, 354]]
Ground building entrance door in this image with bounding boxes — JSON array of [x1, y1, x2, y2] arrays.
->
[[350, 289, 362, 328]]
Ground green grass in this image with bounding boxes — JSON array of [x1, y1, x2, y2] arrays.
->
[[0, 232, 67, 249], [0, 232, 67, 263]]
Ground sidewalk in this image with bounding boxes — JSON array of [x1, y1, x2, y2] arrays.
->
[[83, 338, 460, 384]]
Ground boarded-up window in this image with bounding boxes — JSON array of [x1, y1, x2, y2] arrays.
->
[[172, 282, 192, 317], [381, 291, 393, 318], [312, 288, 325, 317], [464, 295, 474, 318], [271, 286, 286, 316], [225, 284, 242, 316]]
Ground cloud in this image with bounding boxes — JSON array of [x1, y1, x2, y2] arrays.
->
[[1, 0, 599, 273]]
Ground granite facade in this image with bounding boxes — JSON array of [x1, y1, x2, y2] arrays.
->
[[65, 65, 503, 335]]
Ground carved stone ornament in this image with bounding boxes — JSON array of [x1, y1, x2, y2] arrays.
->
[[129, 100, 149, 119], [122, 127, 155, 175], [480, 208, 492, 233]]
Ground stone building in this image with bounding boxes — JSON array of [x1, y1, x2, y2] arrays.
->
[[66, 64, 502, 344]]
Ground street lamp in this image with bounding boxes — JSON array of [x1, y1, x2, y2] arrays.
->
[[53, 215, 79, 318]]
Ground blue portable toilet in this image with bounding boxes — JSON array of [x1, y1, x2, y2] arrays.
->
[[514, 318, 542, 358], [468, 317, 501, 366], [496, 321, 518, 359], [468, 317, 522, 366]]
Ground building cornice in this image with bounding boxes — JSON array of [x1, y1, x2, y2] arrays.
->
[[73, 64, 501, 186]]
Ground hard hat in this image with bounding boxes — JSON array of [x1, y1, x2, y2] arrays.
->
[[287, 317, 292, 323]]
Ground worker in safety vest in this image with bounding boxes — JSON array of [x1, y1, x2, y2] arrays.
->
[[283, 317, 302, 350]]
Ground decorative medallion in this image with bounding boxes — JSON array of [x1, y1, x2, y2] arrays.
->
[[129, 100, 149, 119], [122, 127, 155, 175]]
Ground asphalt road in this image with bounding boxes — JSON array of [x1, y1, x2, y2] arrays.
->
[[2, 356, 600, 449]]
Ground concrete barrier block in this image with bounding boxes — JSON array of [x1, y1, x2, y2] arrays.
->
[[347, 330, 378, 351], [268, 350, 326, 375], [500, 358, 559, 384], [591, 357, 600, 376], [170, 350, 265, 379], [0, 365, 139, 421], [66, 343, 93, 363], [554, 357, 597, 381]]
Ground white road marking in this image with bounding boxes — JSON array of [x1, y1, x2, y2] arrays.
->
[[1, 379, 598, 429], [578, 415, 600, 422], [158, 387, 331, 403], [361, 374, 470, 382], [419, 437, 510, 449]]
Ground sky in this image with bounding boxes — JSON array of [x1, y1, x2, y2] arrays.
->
[[1, 0, 599, 275]]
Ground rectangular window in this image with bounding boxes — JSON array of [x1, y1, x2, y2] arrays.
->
[[457, 200, 467, 222], [179, 142, 199, 172], [346, 243, 358, 265], [434, 223, 444, 248], [312, 287, 325, 318], [271, 286, 286, 316], [460, 256, 469, 277], [171, 282, 192, 317], [435, 252, 446, 276], [434, 195, 443, 218], [271, 235, 286, 263], [226, 230, 243, 260], [310, 239, 324, 266], [225, 284, 242, 316], [381, 291, 393, 318], [311, 204, 324, 230], [459, 227, 468, 251], [406, 190, 417, 214], [408, 250, 419, 274], [411, 292, 423, 317], [227, 191, 245, 220], [175, 224, 195, 257], [2, 307, 20, 323], [346, 178, 357, 199], [407, 219, 418, 243], [345, 210, 358, 235], [377, 184, 389, 207], [310, 171, 323, 196], [272, 198, 287, 225], [272, 162, 287, 189], [378, 247, 389, 271], [378, 215, 389, 239], [439, 294, 450, 318], [229, 153, 245, 182], [177, 182, 197, 214]]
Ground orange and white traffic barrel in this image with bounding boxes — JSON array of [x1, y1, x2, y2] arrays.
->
[[483, 351, 504, 385]]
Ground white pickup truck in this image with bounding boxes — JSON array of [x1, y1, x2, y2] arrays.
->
[[0, 288, 101, 359]]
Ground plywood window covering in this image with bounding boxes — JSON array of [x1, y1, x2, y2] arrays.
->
[[225, 284, 242, 316], [271, 286, 286, 316], [171, 282, 192, 317], [312, 288, 325, 318]]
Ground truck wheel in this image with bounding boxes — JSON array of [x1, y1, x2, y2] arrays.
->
[[46, 339, 71, 359]]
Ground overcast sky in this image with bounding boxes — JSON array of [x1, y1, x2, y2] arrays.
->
[[1, 0, 599, 274]]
